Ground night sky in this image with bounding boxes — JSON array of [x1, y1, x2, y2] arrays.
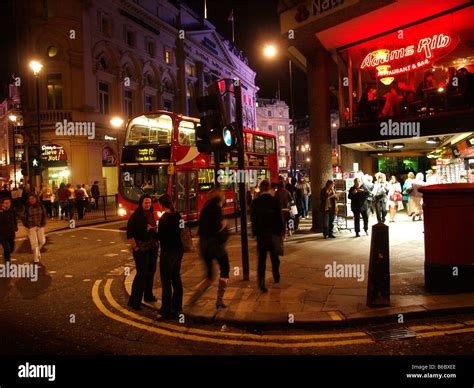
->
[[185, 0, 309, 118]]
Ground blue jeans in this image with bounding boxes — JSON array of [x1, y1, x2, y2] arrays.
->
[[323, 211, 335, 237], [303, 196, 309, 218]]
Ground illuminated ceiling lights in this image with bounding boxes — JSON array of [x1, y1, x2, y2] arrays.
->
[[393, 143, 405, 149], [380, 76, 395, 85], [376, 64, 394, 85], [372, 49, 390, 61]]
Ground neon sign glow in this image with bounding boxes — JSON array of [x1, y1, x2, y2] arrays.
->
[[361, 34, 452, 70]]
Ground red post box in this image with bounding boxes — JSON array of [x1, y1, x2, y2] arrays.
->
[[419, 183, 474, 292]]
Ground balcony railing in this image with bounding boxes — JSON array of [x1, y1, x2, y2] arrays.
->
[[39, 110, 73, 123]]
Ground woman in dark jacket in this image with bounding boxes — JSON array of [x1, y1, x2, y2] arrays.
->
[[126, 194, 158, 310], [156, 194, 183, 319], [319, 180, 338, 239], [0, 198, 18, 262], [193, 188, 230, 309], [348, 178, 369, 237]]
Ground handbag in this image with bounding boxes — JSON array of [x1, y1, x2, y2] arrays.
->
[[272, 234, 284, 256], [390, 193, 403, 201], [180, 226, 195, 252], [290, 204, 298, 216]]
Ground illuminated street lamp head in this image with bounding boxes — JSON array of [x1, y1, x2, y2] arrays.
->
[[8, 114, 17, 123], [110, 117, 124, 127], [29, 60, 43, 76], [263, 44, 277, 58]]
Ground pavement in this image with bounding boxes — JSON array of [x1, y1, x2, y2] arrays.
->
[[124, 212, 474, 327], [15, 215, 122, 239]]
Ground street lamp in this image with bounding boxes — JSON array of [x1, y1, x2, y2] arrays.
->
[[110, 117, 124, 163], [30, 60, 43, 186], [262, 44, 296, 178]]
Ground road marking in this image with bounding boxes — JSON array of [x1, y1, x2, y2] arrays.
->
[[49, 271, 57, 274], [82, 227, 125, 233], [327, 311, 344, 321], [100, 279, 372, 343], [121, 250, 128, 253], [65, 275, 73, 278], [83, 279, 92, 282], [92, 280, 374, 348], [104, 254, 119, 257], [83, 237, 88, 240], [110, 242, 116, 244], [97, 239, 102, 242]]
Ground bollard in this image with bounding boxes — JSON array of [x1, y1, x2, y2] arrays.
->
[[366, 223, 390, 307]]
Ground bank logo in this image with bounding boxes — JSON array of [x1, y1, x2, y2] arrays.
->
[[380, 119, 420, 138], [55, 119, 95, 140]]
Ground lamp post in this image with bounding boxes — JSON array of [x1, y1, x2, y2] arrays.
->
[[8, 114, 18, 187], [263, 44, 296, 178], [29, 60, 43, 186], [110, 117, 124, 164]]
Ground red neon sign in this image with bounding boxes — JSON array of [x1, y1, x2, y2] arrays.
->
[[361, 33, 452, 69]]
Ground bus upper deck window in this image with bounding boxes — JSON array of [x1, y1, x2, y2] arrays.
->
[[178, 120, 196, 146], [125, 114, 172, 145]]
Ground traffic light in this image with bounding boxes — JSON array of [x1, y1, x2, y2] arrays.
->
[[195, 87, 237, 155], [28, 145, 43, 175]]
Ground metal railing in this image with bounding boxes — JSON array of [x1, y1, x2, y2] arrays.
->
[[53, 194, 119, 222]]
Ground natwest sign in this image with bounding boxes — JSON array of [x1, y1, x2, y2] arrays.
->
[[361, 34, 453, 70]]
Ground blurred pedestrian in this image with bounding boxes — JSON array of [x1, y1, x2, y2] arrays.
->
[[157, 194, 183, 318], [57, 183, 71, 220], [387, 175, 403, 222], [275, 182, 292, 238], [67, 183, 75, 220], [126, 194, 159, 310], [407, 172, 426, 221], [301, 177, 312, 219], [40, 184, 53, 219], [0, 198, 17, 263], [194, 188, 230, 309], [74, 185, 87, 220], [22, 193, 47, 263], [0, 184, 11, 200], [251, 180, 284, 292]]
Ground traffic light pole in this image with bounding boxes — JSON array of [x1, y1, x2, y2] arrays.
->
[[234, 82, 250, 281]]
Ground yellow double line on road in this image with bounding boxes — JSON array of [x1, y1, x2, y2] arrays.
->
[[92, 279, 474, 348], [92, 279, 374, 348]]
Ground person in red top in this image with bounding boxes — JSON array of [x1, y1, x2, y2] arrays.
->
[[57, 183, 71, 220]]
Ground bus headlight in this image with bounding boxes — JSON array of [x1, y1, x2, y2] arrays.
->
[[118, 208, 127, 217]]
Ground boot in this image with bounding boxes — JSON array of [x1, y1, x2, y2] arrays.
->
[[258, 277, 268, 293], [216, 278, 228, 309]]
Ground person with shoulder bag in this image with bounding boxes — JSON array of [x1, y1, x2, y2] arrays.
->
[[126, 194, 159, 310], [156, 194, 183, 319]]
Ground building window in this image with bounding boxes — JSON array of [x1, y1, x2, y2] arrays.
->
[[47, 73, 63, 110], [279, 159, 286, 168], [101, 16, 112, 37], [165, 48, 172, 65], [125, 28, 135, 47], [145, 94, 154, 112], [279, 147, 286, 157], [186, 64, 195, 77], [146, 38, 155, 57], [124, 89, 133, 117], [98, 82, 109, 114], [163, 99, 172, 112], [268, 110, 272, 117], [277, 125, 285, 132], [268, 125, 272, 131], [279, 135, 285, 146]]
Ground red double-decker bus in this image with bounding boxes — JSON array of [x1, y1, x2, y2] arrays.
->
[[118, 110, 278, 221]]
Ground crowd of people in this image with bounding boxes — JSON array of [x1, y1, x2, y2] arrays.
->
[[0, 180, 102, 265]]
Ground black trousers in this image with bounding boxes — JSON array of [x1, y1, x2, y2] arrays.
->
[[129, 248, 158, 307], [200, 238, 230, 279], [42, 201, 52, 218], [76, 200, 85, 219], [159, 250, 183, 314], [256, 236, 280, 284], [353, 210, 369, 233], [1, 239, 14, 261], [93, 196, 99, 210], [375, 199, 387, 223]]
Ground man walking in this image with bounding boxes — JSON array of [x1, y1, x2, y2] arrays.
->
[[251, 180, 285, 292], [91, 181, 100, 210], [348, 177, 369, 237]]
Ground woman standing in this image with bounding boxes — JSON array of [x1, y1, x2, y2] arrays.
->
[[387, 175, 403, 222], [40, 185, 53, 219], [126, 194, 159, 310], [407, 173, 426, 221], [22, 193, 47, 263], [320, 180, 337, 239], [372, 173, 389, 223], [156, 194, 183, 319]]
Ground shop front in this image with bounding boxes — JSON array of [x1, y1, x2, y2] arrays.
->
[[42, 144, 69, 189], [102, 146, 118, 195]]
